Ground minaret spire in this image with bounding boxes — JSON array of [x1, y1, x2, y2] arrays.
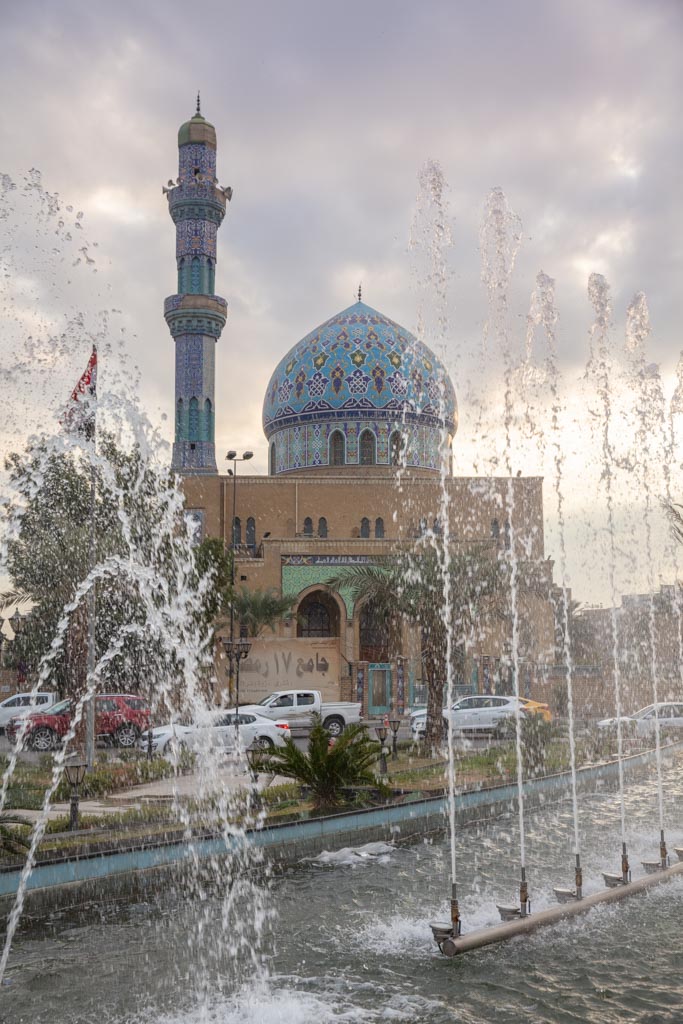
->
[[196, 91, 201, 116], [165, 106, 228, 474], [357, 282, 362, 303]]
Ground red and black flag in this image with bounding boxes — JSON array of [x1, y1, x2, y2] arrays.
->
[[63, 346, 97, 440]]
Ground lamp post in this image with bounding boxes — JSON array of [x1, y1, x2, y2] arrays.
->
[[375, 724, 388, 778], [9, 609, 23, 639], [64, 758, 87, 832], [225, 450, 254, 705], [221, 635, 252, 743], [389, 717, 400, 760], [245, 742, 261, 809]]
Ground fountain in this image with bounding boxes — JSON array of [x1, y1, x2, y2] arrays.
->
[[1, 154, 683, 1019]]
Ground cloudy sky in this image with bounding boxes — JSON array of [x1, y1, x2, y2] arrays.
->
[[1, 0, 682, 604]]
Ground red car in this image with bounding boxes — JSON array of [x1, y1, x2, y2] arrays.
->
[[7, 694, 151, 752]]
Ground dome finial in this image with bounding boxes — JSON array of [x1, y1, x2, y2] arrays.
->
[[357, 282, 362, 303], [196, 91, 201, 116]]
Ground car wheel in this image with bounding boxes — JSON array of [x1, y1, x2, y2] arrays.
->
[[115, 724, 139, 748], [256, 736, 274, 750], [323, 716, 345, 737], [30, 727, 56, 752]]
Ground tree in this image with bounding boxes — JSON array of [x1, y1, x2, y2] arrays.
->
[[328, 543, 504, 750], [257, 716, 382, 810], [4, 437, 212, 712]]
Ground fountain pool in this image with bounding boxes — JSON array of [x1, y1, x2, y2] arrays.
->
[[3, 754, 683, 1024]]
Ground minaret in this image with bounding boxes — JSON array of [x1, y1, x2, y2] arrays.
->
[[164, 96, 232, 473]]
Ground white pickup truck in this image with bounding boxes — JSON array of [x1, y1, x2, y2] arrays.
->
[[237, 689, 362, 737]]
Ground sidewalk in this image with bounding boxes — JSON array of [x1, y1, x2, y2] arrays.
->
[[14, 763, 276, 824]]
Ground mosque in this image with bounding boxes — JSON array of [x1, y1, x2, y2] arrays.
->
[[166, 103, 557, 716]]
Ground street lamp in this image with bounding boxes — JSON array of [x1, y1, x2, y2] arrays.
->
[[245, 742, 262, 808], [9, 609, 24, 638], [64, 758, 87, 832], [224, 450, 254, 705], [389, 717, 401, 760], [221, 635, 252, 740], [375, 725, 388, 778]]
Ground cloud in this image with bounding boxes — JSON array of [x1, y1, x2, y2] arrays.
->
[[1, 0, 682, 603]]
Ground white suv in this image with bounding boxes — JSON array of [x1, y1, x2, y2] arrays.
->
[[411, 695, 526, 739], [0, 692, 58, 734]]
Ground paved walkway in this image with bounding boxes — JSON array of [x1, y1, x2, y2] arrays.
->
[[15, 763, 283, 824]]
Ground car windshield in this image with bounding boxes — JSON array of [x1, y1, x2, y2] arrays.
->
[[632, 705, 656, 720], [257, 696, 274, 706], [48, 699, 70, 715]]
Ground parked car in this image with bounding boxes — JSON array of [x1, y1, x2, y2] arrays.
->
[[519, 697, 552, 723], [238, 689, 362, 737], [598, 702, 683, 737], [139, 711, 291, 757], [0, 691, 59, 734], [6, 694, 151, 751], [411, 695, 527, 739]]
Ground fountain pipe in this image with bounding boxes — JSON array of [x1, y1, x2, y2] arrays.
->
[[438, 860, 683, 957]]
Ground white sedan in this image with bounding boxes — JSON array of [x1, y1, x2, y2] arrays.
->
[[139, 710, 291, 757], [598, 702, 683, 736], [411, 695, 527, 739]]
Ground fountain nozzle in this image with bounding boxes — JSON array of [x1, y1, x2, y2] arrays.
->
[[450, 882, 461, 936], [660, 830, 668, 870], [575, 854, 583, 900], [519, 867, 529, 918], [622, 842, 630, 885]]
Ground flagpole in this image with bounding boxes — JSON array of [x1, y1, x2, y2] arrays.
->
[[85, 346, 97, 769], [85, 459, 96, 768]]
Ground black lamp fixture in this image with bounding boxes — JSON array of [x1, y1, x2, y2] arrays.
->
[[64, 758, 87, 832], [245, 742, 262, 809], [375, 725, 389, 778], [221, 634, 252, 733], [389, 717, 401, 760], [9, 609, 24, 637]]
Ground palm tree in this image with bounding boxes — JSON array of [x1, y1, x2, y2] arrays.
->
[[328, 543, 504, 750], [0, 813, 32, 858], [228, 586, 295, 638], [258, 716, 382, 810]]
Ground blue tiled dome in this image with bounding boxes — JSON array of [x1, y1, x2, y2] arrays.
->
[[263, 301, 457, 438]]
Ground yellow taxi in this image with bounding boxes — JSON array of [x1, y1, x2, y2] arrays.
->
[[519, 698, 552, 723]]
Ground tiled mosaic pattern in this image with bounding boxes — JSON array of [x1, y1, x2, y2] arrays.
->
[[263, 301, 456, 474]]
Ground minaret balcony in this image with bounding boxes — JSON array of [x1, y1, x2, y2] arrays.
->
[[167, 184, 227, 225], [164, 293, 227, 338]]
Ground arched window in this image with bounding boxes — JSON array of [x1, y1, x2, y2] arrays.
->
[[188, 397, 199, 441], [303, 516, 313, 536], [176, 398, 184, 437], [232, 516, 242, 546], [360, 517, 370, 539], [359, 601, 389, 662], [491, 519, 500, 543], [297, 591, 340, 638], [318, 517, 328, 538], [270, 443, 276, 476], [329, 430, 345, 466], [375, 517, 384, 539], [390, 430, 404, 466], [359, 429, 376, 466], [246, 516, 256, 553], [204, 399, 212, 441], [207, 258, 215, 294], [178, 258, 185, 294], [190, 257, 201, 294]]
